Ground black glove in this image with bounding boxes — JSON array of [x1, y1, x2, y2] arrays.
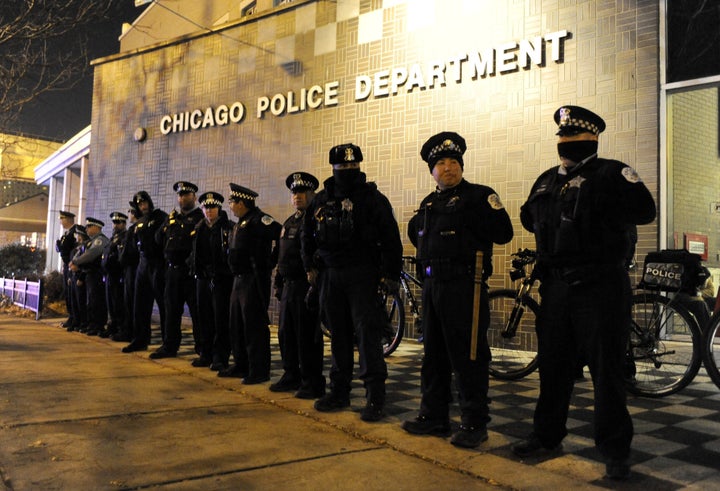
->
[[305, 285, 319, 312]]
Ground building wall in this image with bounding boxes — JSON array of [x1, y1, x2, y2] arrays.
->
[[669, 87, 720, 264], [91, 0, 660, 293]]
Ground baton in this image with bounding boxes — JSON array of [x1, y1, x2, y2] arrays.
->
[[470, 250, 484, 361]]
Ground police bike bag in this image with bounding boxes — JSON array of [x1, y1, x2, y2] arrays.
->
[[639, 249, 706, 292]]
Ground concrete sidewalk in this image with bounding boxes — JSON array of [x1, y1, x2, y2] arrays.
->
[[0, 315, 608, 490]]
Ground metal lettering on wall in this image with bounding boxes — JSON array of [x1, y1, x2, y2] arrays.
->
[[158, 30, 569, 136]]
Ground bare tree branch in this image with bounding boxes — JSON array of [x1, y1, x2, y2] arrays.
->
[[0, 0, 125, 135]]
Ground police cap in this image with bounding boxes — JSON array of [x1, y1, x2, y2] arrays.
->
[[329, 143, 363, 165], [132, 190, 154, 210], [285, 172, 319, 192], [86, 217, 104, 228], [228, 183, 258, 203], [74, 224, 88, 238], [59, 210, 75, 219], [173, 181, 199, 194], [420, 131, 466, 172], [110, 212, 128, 223], [199, 192, 224, 207], [554, 105, 606, 136]]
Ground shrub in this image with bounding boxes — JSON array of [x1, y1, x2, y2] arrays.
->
[[0, 244, 46, 280], [43, 270, 65, 303]]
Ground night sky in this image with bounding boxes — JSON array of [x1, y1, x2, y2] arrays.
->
[[15, 2, 142, 142]]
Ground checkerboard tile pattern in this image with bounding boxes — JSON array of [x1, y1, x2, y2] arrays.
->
[[162, 323, 720, 488]]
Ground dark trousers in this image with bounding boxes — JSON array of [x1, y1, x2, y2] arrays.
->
[[105, 272, 124, 333], [63, 262, 74, 323], [85, 270, 107, 330], [120, 265, 137, 338], [71, 275, 87, 327], [278, 278, 325, 392], [533, 267, 633, 461], [320, 265, 387, 403], [228, 272, 271, 378], [133, 257, 165, 345], [196, 275, 232, 363], [163, 265, 199, 353], [419, 275, 490, 427]]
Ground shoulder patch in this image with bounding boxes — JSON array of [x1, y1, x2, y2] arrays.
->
[[621, 166, 641, 183], [261, 215, 274, 226], [93, 238, 103, 246], [487, 193, 505, 210]]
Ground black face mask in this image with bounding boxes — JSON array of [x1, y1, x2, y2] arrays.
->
[[557, 140, 598, 164], [333, 168, 361, 192]]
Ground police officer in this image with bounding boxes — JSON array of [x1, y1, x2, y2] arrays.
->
[[151, 181, 204, 360], [56, 210, 78, 329], [113, 206, 141, 342], [101, 212, 128, 339], [190, 192, 234, 369], [270, 172, 326, 399], [69, 225, 88, 332], [222, 183, 281, 384], [70, 217, 110, 336], [513, 106, 656, 480], [301, 143, 403, 422], [123, 191, 168, 353], [402, 132, 513, 447]]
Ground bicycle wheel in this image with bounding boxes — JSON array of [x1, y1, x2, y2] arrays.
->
[[319, 291, 405, 358], [381, 291, 405, 357], [702, 312, 720, 390], [488, 289, 539, 380], [627, 292, 702, 397]]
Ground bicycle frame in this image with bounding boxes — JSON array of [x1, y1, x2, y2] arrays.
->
[[502, 250, 538, 338], [399, 263, 423, 333]]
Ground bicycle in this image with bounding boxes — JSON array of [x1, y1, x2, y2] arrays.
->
[[625, 250, 708, 397], [320, 255, 423, 357], [702, 311, 720, 390], [486, 247, 705, 396], [700, 285, 720, 391], [487, 248, 540, 380]]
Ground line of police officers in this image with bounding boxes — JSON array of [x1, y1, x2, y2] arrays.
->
[[55, 105, 655, 480]]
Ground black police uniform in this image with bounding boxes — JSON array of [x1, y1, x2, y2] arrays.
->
[[301, 144, 403, 415], [56, 212, 77, 327], [191, 193, 234, 369], [272, 172, 326, 397], [226, 184, 281, 383], [518, 106, 656, 466], [125, 192, 168, 352], [69, 229, 88, 331], [406, 133, 513, 442], [155, 183, 204, 357], [101, 213, 128, 338], [72, 219, 110, 335], [115, 210, 140, 342]]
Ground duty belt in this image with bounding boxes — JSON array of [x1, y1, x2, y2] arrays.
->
[[545, 263, 624, 285], [420, 259, 472, 279]]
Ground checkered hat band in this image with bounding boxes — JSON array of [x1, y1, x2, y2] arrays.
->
[[291, 179, 314, 189], [230, 191, 255, 201], [428, 141, 462, 160], [202, 198, 222, 206], [560, 118, 599, 134]]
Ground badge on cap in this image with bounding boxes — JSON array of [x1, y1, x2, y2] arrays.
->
[[344, 147, 356, 162], [559, 107, 571, 125]]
